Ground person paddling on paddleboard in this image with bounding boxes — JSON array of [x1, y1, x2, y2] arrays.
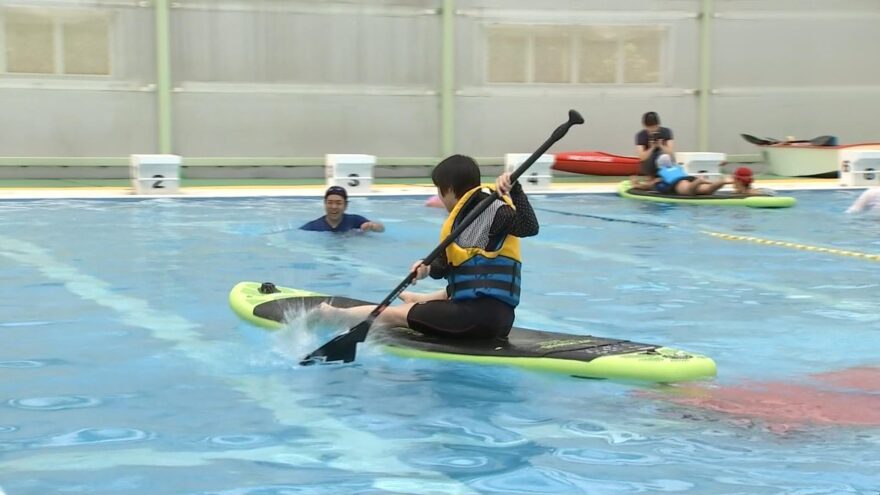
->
[[300, 186, 385, 233], [318, 154, 539, 339]]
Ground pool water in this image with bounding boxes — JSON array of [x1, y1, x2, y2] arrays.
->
[[1, 190, 878, 494]]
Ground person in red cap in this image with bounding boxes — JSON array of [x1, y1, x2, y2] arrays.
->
[[731, 167, 773, 196]]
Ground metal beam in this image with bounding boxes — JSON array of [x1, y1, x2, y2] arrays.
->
[[440, 0, 455, 156], [155, 0, 173, 153], [698, 0, 713, 151]]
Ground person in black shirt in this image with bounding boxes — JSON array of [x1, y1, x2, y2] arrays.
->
[[300, 186, 384, 233], [631, 111, 675, 190]]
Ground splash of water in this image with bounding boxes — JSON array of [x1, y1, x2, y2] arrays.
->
[[270, 305, 333, 364], [269, 303, 383, 366]]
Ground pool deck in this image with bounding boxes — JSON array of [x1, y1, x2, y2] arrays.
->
[[0, 177, 860, 199]]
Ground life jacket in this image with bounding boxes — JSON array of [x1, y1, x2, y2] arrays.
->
[[658, 164, 689, 185], [440, 186, 522, 307]]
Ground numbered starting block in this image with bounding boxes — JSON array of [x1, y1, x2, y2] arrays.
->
[[675, 152, 725, 179], [839, 149, 880, 187], [130, 154, 181, 194], [504, 153, 553, 191], [325, 154, 375, 193]]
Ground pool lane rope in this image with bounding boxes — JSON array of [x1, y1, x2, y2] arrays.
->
[[700, 230, 880, 262], [535, 207, 880, 263]]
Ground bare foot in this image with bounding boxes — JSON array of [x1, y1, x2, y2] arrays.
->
[[316, 301, 342, 318], [398, 291, 424, 304]]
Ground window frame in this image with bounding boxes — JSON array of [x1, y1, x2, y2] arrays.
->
[[484, 23, 670, 87], [0, 6, 114, 77]]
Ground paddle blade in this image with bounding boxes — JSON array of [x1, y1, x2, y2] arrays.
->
[[741, 134, 773, 146], [809, 135, 837, 146], [299, 319, 371, 365]]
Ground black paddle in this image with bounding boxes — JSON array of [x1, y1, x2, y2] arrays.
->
[[300, 109, 585, 365], [741, 134, 837, 147], [740, 134, 778, 146]]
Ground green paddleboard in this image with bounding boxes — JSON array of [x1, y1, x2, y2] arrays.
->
[[618, 180, 796, 208], [229, 281, 717, 383]]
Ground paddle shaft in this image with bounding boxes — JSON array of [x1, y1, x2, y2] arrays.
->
[[301, 110, 584, 364]]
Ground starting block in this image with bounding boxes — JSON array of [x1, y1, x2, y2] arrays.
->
[[130, 154, 181, 194], [325, 154, 375, 193], [676, 152, 725, 179], [839, 150, 880, 187], [504, 153, 553, 191]]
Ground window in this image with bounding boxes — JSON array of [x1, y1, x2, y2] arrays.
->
[[486, 24, 666, 85], [3, 7, 111, 76], [487, 30, 529, 83]]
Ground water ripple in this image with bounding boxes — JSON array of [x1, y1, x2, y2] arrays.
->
[[0, 427, 153, 452], [36, 427, 153, 447], [198, 484, 349, 495], [562, 420, 646, 444], [204, 434, 274, 448], [405, 444, 533, 476], [0, 360, 48, 369], [419, 414, 527, 446], [554, 447, 662, 466], [8, 395, 102, 411], [0, 320, 59, 328]]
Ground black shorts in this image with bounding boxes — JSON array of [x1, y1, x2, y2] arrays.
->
[[407, 297, 515, 340], [655, 176, 695, 194], [640, 157, 658, 177]]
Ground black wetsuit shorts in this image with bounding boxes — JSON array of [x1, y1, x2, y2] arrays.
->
[[406, 297, 514, 339]]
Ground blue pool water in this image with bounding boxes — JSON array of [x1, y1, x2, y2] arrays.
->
[[1, 190, 878, 494]]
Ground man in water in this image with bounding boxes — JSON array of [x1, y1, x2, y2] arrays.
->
[[300, 186, 385, 233], [631, 111, 675, 190]]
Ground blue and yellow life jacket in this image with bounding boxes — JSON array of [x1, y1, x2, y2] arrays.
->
[[440, 186, 522, 307], [658, 164, 688, 185]]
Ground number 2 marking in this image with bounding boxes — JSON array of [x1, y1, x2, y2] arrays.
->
[[152, 174, 165, 189]]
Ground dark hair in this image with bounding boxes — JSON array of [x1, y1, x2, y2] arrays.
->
[[324, 185, 347, 201], [642, 111, 660, 127], [431, 154, 481, 198]]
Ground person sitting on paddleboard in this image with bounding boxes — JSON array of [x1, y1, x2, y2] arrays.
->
[[319, 154, 538, 339], [300, 186, 385, 233], [630, 111, 675, 190], [649, 154, 729, 196]]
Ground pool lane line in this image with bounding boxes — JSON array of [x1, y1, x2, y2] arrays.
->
[[0, 236, 477, 493], [700, 231, 880, 262], [535, 207, 880, 263]]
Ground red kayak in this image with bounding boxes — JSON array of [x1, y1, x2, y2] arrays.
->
[[553, 151, 641, 176]]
